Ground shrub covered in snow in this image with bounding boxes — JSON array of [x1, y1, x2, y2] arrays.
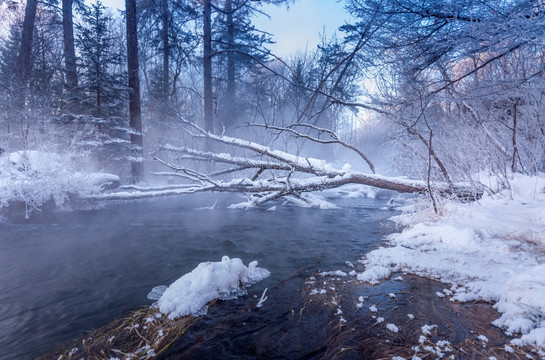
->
[[0, 150, 119, 215]]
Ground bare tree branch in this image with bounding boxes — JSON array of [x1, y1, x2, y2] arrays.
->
[[251, 123, 376, 174], [88, 122, 481, 207], [167, 115, 345, 177], [86, 169, 479, 203], [152, 156, 219, 186]]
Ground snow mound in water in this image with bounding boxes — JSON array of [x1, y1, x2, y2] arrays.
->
[[156, 256, 270, 319]]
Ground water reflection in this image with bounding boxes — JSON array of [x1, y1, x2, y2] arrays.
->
[[0, 192, 396, 359]]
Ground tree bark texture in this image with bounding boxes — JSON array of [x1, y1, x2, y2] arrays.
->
[[161, 0, 169, 104], [511, 101, 519, 173], [125, 0, 144, 181], [62, 0, 78, 90], [203, 0, 214, 135], [15, 0, 38, 108], [224, 0, 236, 132]]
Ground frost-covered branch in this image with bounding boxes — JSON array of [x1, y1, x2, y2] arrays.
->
[[152, 156, 219, 186], [461, 101, 509, 157], [251, 123, 376, 174], [86, 119, 481, 207], [88, 163, 479, 205], [159, 144, 298, 173], [167, 116, 345, 177]]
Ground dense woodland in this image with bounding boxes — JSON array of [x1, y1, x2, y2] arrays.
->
[[1, 0, 544, 200]]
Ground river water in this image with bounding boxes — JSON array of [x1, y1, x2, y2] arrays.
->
[[0, 192, 398, 359]]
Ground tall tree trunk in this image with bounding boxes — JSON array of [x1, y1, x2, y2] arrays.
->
[[161, 0, 169, 105], [203, 0, 213, 136], [96, 81, 101, 117], [15, 0, 38, 108], [511, 101, 519, 173], [125, 0, 144, 182], [224, 0, 235, 132], [62, 0, 78, 91]]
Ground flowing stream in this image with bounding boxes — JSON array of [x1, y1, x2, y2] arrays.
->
[[0, 192, 398, 359]]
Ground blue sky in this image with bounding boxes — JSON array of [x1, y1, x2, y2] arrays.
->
[[101, 0, 348, 57], [253, 0, 349, 57]]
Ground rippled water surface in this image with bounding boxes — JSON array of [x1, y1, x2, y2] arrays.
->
[[0, 192, 397, 359]]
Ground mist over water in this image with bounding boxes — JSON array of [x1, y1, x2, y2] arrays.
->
[[0, 192, 397, 359]]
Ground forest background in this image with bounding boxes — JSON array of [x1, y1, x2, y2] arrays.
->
[[0, 0, 544, 208]]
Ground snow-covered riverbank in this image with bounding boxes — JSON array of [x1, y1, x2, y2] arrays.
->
[[356, 174, 545, 354]]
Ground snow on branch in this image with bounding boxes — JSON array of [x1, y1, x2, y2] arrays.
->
[[85, 117, 481, 207], [165, 116, 344, 177], [79, 118, 482, 208], [250, 123, 376, 174], [87, 166, 478, 205], [152, 156, 219, 186], [159, 144, 299, 173]]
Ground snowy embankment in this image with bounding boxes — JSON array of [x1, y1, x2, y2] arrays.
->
[[0, 150, 119, 215], [358, 174, 545, 348], [148, 256, 270, 319]]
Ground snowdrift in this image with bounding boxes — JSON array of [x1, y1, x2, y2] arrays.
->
[[149, 256, 270, 319]]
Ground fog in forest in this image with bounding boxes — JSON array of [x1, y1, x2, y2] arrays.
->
[[2, 0, 545, 359]]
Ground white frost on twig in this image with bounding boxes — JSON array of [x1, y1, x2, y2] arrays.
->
[[256, 288, 268, 308]]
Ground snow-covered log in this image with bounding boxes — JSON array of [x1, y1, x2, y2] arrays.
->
[[86, 171, 478, 203], [85, 119, 482, 206]]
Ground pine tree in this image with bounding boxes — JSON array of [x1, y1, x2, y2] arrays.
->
[[75, 0, 133, 175], [76, 0, 125, 117], [214, 0, 274, 132], [200, 0, 287, 134], [137, 0, 198, 118]]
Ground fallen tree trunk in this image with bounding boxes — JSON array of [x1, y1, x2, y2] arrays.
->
[[84, 119, 482, 206], [84, 171, 481, 205]]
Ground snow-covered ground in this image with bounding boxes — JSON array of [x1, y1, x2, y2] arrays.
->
[[0, 150, 119, 216], [357, 173, 545, 350]]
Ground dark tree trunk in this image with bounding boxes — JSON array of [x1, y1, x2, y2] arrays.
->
[[224, 0, 235, 132], [203, 0, 213, 136], [96, 82, 101, 117], [62, 0, 78, 91], [15, 0, 38, 108], [511, 101, 519, 173], [161, 0, 169, 104], [125, 0, 144, 182]]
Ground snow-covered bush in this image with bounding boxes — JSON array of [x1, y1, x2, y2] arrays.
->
[[0, 150, 119, 216]]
